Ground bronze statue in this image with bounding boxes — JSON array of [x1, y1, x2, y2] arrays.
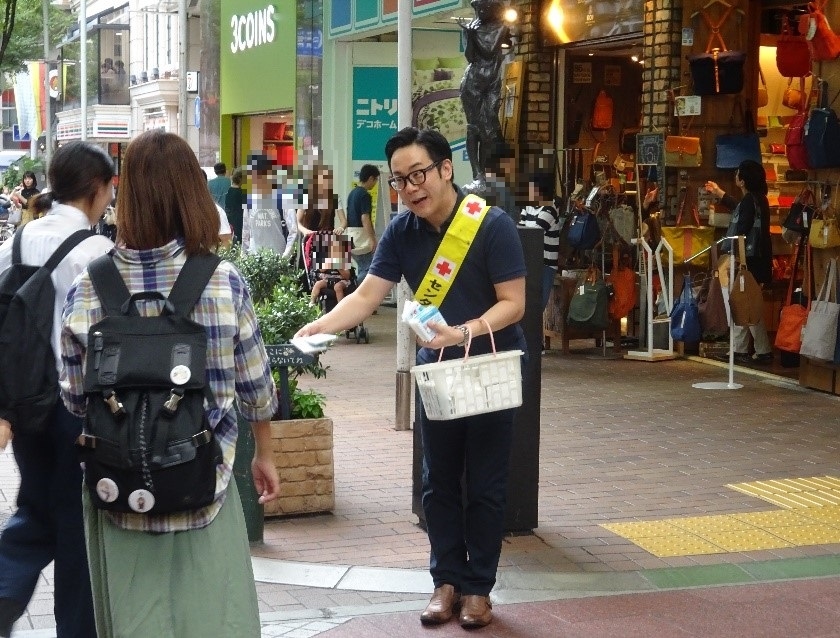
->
[[459, 0, 510, 189]]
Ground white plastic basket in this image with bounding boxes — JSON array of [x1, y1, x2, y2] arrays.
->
[[411, 321, 523, 420]]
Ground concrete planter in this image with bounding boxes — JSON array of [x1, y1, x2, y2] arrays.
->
[[263, 417, 335, 517]]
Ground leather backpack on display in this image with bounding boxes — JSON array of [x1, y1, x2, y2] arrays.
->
[[688, 5, 745, 95], [804, 80, 840, 168], [607, 244, 637, 320], [591, 89, 614, 131], [775, 238, 811, 356], [568, 267, 610, 331]]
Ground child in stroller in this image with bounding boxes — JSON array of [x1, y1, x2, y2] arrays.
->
[[304, 231, 370, 342]]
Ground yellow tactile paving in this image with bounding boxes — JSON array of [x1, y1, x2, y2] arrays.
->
[[601, 476, 840, 558], [628, 534, 726, 558], [601, 521, 680, 537], [706, 529, 792, 552], [764, 524, 840, 546], [730, 510, 812, 527], [669, 515, 754, 534], [727, 476, 840, 508], [799, 505, 840, 525]]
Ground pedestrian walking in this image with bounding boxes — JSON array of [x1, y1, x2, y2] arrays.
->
[[0, 142, 116, 638]]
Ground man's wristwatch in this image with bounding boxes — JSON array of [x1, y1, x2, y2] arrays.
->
[[455, 324, 470, 347]]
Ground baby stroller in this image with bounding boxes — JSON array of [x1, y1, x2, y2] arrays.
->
[[303, 230, 370, 343]]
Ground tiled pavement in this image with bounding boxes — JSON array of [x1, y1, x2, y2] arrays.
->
[[3, 305, 840, 636]]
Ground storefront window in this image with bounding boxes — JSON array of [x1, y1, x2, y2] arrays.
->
[[59, 12, 130, 109], [297, 0, 323, 150]]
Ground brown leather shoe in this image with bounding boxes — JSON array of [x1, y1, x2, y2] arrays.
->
[[459, 594, 492, 628], [420, 584, 460, 625]]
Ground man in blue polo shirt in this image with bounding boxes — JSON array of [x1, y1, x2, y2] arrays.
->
[[295, 127, 526, 630]]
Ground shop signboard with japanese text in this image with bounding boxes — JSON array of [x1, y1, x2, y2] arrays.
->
[[352, 67, 397, 161]]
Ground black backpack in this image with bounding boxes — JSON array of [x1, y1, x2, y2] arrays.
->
[[0, 226, 95, 433], [77, 253, 223, 515]]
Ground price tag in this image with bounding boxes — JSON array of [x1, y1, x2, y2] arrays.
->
[[579, 285, 585, 295], [682, 27, 694, 46]]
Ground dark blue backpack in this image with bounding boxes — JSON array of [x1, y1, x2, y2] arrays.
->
[[670, 274, 702, 342]]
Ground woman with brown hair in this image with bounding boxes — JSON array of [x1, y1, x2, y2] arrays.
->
[[297, 163, 346, 237], [60, 130, 280, 637]]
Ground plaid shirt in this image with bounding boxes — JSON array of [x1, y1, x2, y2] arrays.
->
[[60, 239, 278, 533]]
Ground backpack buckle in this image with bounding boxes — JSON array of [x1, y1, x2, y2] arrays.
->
[[102, 390, 125, 416], [163, 388, 184, 415]]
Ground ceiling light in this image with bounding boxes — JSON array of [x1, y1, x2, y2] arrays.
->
[[631, 54, 639, 62]]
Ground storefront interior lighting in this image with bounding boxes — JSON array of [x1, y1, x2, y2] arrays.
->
[[503, 7, 518, 23]]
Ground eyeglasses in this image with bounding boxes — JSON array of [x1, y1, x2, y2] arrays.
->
[[388, 160, 443, 191]]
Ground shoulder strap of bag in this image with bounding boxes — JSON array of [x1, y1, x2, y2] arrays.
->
[[11, 224, 24, 266], [415, 194, 490, 308], [167, 254, 223, 316], [737, 234, 747, 267], [43, 229, 96, 272], [701, 4, 736, 52], [88, 255, 131, 317]]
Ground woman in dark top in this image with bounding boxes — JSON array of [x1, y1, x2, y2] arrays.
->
[[224, 167, 245, 242], [705, 159, 773, 364], [11, 172, 41, 222]]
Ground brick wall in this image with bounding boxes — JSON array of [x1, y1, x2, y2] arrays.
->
[[516, 0, 552, 146], [263, 418, 335, 517]]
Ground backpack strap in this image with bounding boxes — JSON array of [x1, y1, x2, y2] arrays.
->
[[11, 224, 24, 265], [87, 255, 131, 317], [10, 226, 93, 270], [43, 229, 97, 272], [167, 253, 222, 316]]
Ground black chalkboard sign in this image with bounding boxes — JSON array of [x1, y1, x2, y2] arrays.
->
[[264, 344, 315, 368]]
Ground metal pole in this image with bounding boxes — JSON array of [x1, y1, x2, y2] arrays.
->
[[42, 0, 51, 165], [80, 0, 87, 141], [394, 0, 413, 431], [178, 0, 187, 139]]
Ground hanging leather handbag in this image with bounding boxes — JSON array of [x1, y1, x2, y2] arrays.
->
[[784, 185, 815, 234], [757, 66, 769, 108], [775, 239, 811, 354], [670, 273, 702, 342], [591, 89, 614, 131], [782, 77, 806, 110], [665, 135, 702, 168], [800, 258, 840, 361], [567, 267, 610, 330], [800, 0, 840, 61], [785, 104, 812, 170], [566, 208, 601, 250], [697, 242, 730, 338], [809, 215, 840, 248], [777, 15, 812, 77], [607, 244, 637, 320], [660, 186, 714, 268], [804, 80, 840, 168], [728, 236, 766, 327], [715, 103, 762, 169]]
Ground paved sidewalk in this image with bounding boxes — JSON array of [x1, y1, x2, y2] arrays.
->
[[3, 305, 840, 636]]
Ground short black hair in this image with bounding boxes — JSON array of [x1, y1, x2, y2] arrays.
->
[[247, 153, 273, 173], [213, 162, 227, 175], [736, 160, 768, 196], [486, 140, 515, 173], [385, 127, 452, 167], [530, 171, 555, 199], [359, 164, 380, 183]]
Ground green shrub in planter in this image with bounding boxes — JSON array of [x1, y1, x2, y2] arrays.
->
[[220, 245, 329, 419]]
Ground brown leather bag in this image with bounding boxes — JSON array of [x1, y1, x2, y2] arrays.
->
[[664, 136, 702, 167], [697, 243, 729, 338], [728, 236, 765, 326]]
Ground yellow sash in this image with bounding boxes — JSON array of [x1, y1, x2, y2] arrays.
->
[[415, 194, 491, 307]]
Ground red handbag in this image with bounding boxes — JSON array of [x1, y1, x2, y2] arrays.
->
[[591, 89, 614, 131], [800, 0, 840, 61], [775, 240, 811, 353], [785, 107, 812, 170], [777, 16, 812, 77]]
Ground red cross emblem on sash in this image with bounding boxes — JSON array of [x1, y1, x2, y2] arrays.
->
[[434, 257, 456, 280], [464, 200, 483, 216]]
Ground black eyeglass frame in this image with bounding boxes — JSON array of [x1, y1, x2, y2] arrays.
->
[[388, 160, 443, 191]]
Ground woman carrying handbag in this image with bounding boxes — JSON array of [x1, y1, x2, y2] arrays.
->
[[705, 159, 773, 364]]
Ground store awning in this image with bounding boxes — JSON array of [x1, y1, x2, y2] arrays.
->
[[0, 151, 27, 171]]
